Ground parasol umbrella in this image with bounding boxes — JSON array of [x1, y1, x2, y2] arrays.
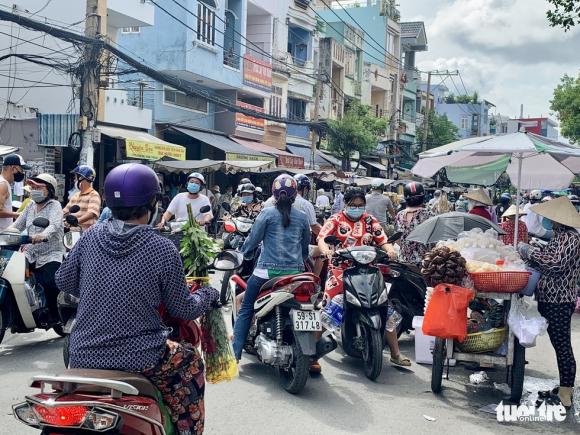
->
[[406, 212, 506, 245], [411, 132, 580, 245]]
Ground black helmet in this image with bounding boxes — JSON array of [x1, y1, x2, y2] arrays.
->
[[293, 174, 311, 191], [404, 181, 425, 206], [344, 187, 366, 204]]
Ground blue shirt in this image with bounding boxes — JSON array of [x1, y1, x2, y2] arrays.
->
[[242, 206, 310, 271], [97, 207, 112, 223]]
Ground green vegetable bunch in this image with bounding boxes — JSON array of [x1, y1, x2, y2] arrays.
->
[[180, 204, 221, 277]]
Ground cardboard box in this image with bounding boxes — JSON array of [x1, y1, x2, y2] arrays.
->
[[412, 316, 455, 366]]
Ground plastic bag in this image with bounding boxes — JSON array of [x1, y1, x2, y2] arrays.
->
[[422, 284, 475, 342], [507, 298, 548, 348]]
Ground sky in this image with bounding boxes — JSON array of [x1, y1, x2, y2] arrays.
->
[[399, 0, 580, 121]]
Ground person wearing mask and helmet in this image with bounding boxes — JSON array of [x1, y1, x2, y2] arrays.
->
[[9, 174, 64, 325], [56, 163, 218, 433], [0, 154, 30, 230], [158, 172, 213, 227], [63, 165, 101, 230], [523, 190, 552, 238], [255, 186, 263, 202], [232, 183, 262, 220], [496, 192, 512, 218]]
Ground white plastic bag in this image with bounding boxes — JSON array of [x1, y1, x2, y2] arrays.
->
[[508, 298, 548, 348]]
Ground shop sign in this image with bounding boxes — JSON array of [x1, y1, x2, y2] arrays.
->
[[225, 152, 274, 162], [243, 54, 272, 92], [125, 140, 185, 161], [236, 101, 265, 131], [278, 155, 304, 169]]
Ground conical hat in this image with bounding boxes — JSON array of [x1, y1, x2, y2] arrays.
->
[[464, 188, 493, 206], [502, 205, 526, 218], [530, 196, 580, 228]]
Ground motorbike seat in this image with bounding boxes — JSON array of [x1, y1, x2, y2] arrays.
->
[[46, 369, 160, 399]]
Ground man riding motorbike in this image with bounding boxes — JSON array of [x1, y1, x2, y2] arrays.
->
[[63, 165, 101, 230], [55, 163, 219, 434], [317, 187, 411, 368]]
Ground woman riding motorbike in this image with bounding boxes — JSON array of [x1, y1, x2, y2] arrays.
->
[[231, 182, 262, 220], [9, 174, 64, 325], [55, 163, 219, 435], [317, 187, 411, 368], [232, 174, 311, 362]]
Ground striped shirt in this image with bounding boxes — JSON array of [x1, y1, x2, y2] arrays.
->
[[64, 188, 101, 230]]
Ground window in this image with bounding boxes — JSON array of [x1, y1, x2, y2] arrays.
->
[[270, 86, 283, 118], [345, 48, 355, 78], [197, 1, 216, 46], [121, 26, 140, 34], [460, 117, 469, 129], [164, 88, 208, 113], [223, 10, 239, 68], [288, 98, 306, 121]]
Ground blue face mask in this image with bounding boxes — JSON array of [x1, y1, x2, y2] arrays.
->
[[187, 182, 201, 194], [542, 218, 553, 231], [241, 196, 253, 204], [345, 206, 365, 220]]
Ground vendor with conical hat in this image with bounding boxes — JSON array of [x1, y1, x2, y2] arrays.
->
[[499, 205, 528, 245], [465, 188, 493, 221], [517, 196, 580, 409]]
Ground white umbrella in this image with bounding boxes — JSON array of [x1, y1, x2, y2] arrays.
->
[[411, 132, 580, 245]]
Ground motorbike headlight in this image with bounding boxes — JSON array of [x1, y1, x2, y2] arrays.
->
[[377, 288, 389, 305], [345, 289, 361, 307], [350, 250, 377, 265]]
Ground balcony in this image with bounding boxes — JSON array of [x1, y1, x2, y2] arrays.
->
[[108, 0, 154, 29], [332, 40, 345, 67], [272, 51, 291, 75], [223, 51, 241, 69]]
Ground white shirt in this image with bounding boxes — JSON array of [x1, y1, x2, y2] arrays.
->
[[316, 195, 330, 208], [522, 202, 547, 237], [263, 194, 317, 226], [167, 192, 213, 222], [0, 175, 13, 230]]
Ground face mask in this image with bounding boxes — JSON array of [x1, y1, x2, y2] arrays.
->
[[345, 206, 365, 220], [241, 196, 253, 204], [30, 190, 48, 203], [542, 218, 553, 231], [13, 171, 25, 183], [76, 178, 85, 190], [187, 183, 201, 194]]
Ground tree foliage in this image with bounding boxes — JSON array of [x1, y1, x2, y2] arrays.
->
[[550, 72, 580, 144], [445, 92, 479, 104], [326, 102, 387, 170], [547, 0, 580, 31], [416, 112, 459, 152]]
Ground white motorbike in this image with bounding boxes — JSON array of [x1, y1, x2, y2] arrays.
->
[[0, 217, 65, 344]]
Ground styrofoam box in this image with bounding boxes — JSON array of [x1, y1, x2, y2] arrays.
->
[[412, 316, 455, 366]]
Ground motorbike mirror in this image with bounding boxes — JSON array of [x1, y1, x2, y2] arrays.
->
[[65, 215, 79, 226], [69, 205, 81, 214], [199, 205, 211, 214], [221, 202, 231, 212], [32, 217, 50, 229], [213, 250, 243, 271], [387, 231, 403, 244], [324, 235, 340, 245]]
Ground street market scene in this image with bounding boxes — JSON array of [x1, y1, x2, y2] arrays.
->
[[0, 0, 580, 434]]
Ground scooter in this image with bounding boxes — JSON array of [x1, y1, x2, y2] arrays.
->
[[0, 217, 65, 344], [13, 250, 242, 435], [63, 205, 82, 252]]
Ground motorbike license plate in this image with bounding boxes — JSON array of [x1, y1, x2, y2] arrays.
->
[[292, 310, 322, 331]]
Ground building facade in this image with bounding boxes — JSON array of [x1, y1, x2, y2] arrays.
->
[[507, 117, 558, 139]]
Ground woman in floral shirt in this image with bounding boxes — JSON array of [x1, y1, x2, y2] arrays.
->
[[395, 182, 433, 265]]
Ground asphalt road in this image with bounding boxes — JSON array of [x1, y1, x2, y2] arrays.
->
[[2, 291, 579, 434]]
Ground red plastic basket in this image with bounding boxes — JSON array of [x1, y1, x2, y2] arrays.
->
[[469, 271, 531, 293]]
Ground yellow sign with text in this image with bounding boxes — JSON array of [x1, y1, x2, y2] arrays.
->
[[126, 139, 186, 161], [225, 153, 274, 162]]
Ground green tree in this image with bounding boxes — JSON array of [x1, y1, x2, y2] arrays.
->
[[547, 0, 580, 31], [455, 94, 473, 104], [326, 103, 387, 170], [445, 94, 456, 104], [416, 112, 459, 152], [550, 72, 580, 143]]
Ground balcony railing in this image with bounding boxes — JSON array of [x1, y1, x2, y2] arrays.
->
[[223, 51, 240, 69], [332, 41, 345, 65], [402, 112, 416, 123], [294, 0, 311, 10]]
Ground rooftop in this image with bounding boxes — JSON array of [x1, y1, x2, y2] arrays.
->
[[400, 21, 428, 51]]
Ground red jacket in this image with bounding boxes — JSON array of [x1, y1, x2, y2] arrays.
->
[[469, 206, 492, 221]]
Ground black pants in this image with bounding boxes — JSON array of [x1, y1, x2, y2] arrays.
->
[[33, 261, 62, 322], [537, 301, 576, 387]]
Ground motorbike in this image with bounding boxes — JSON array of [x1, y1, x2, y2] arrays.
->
[[0, 217, 65, 344], [63, 204, 82, 252], [13, 250, 242, 435]]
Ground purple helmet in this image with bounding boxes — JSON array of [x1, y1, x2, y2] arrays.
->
[[272, 174, 297, 201], [104, 163, 160, 208]]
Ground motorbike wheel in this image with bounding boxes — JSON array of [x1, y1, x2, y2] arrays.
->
[[361, 324, 383, 381], [220, 270, 234, 305], [510, 338, 526, 403], [0, 305, 6, 345], [431, 337, 446, 394], [52, 324, 66, 338], [278, 341, 309, 394], [63, 335, 70, 367], [341, 322, 361, 358]]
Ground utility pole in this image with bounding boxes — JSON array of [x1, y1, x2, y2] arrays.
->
[[310, 68, 322, 170], [79, 0, 107, 168]]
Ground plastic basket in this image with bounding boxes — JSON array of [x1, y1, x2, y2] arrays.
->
[[456, 327, 507, 353], [469, 271, 530, 293]]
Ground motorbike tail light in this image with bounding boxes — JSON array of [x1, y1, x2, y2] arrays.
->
[[84, 409, 119, 431], [290, 282, 316, 303], [224, 222, 236, 233], [377, 264, 390, 275], [14, 403, 40, 426], [32, 404, 88, 427]]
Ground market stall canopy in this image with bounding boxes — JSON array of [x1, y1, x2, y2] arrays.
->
[[287, 144, 340, 168], [170, 126, 272, 162], [99, 126, 186, 161], [335, 176, 394, 187], [0, 145, 19, 156], [362, 160, 388, 171], [154, 159, 276, 174], [232, 137, 304, 168]]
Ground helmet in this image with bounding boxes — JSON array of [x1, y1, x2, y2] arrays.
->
[[293, 174, 311, 191], [255, 186, 263, 194], [500, 192, 511, 203], [530, 190, 542, 201], [568, 194, 579, 203], [371, 179, 385, 191], [344, 187, 366, 204], [272, 174, 297, 201], [404, 181, 425, 206], [541, 196, 552, 203], [239, 177, 251, 185], [28, 173, 58, 193], [72, 165, 95, 182], [104, 163, 160, 208], [434, 189, 442, 197], [240, 183, 256, 194], [187, 172, 205, 185]]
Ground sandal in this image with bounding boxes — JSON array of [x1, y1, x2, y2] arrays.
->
[[309, 360, 322, 375], [390, 354, 411, 367]]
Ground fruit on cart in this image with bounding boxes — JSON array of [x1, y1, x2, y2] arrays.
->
[[421, 246, 467, 286]]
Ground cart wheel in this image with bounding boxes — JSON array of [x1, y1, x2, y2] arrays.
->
[[431, 337, 446, 394], [510, 338, 525, 403]]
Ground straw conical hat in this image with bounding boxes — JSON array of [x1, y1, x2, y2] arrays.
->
[[530, 196, 580, 228], [502, 205, 526, 218], [464, 188, 493, 206]]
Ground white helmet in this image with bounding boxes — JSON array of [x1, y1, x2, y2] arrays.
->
[[541, 195, 553, 203], [371, 179, 385, 190], [529, 190, 542, 201], [187, 172, 205, 185], [28, 173, 58, 193]]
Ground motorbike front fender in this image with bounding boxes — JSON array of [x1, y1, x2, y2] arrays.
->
[[294, 331, 317, 356], [356, 310, 382, 330]]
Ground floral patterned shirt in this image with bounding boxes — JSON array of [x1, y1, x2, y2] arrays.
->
[[499, 219, 528, 245], [395, 207, 434, 265], [318, 211, 387, 248]]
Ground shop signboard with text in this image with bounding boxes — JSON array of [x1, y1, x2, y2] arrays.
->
[[243, 54, 272, 92]]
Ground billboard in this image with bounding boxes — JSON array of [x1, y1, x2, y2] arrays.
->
[[243, 54, 272, 92]]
